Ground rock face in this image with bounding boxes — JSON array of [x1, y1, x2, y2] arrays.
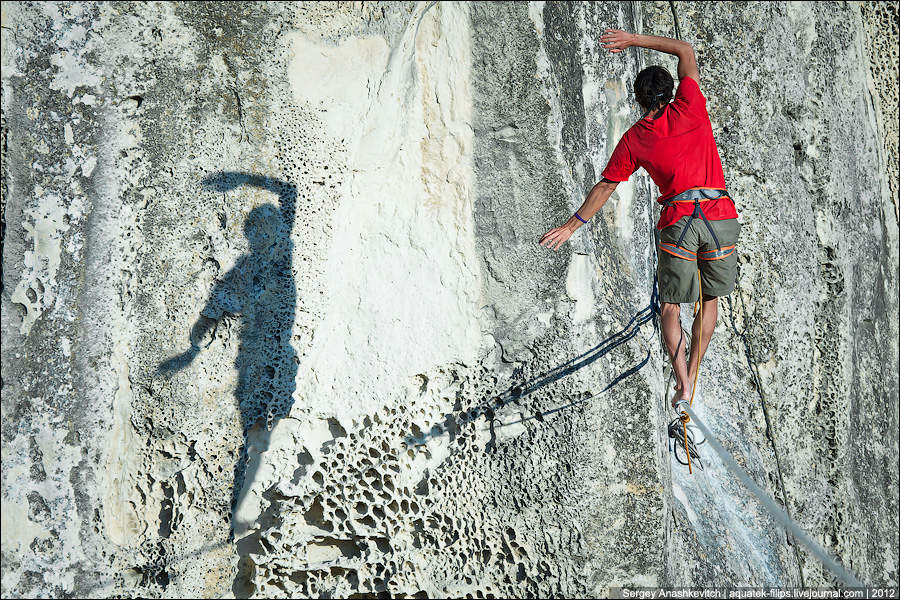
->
[[1, 1, 897, 597]]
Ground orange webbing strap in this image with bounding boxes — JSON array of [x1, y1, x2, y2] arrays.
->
[[699, 245, 735, 260]]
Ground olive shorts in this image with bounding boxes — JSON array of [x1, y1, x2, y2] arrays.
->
[[656, 216, 742, 304]]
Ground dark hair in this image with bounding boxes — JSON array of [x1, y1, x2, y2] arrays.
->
[[634, 65, 674, 110]]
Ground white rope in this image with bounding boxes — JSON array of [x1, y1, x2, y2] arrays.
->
[[679, 404, 864, 587]]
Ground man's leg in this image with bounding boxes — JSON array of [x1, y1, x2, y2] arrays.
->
[[689, 216, 742, 393], [686, 294, 718, 394], [657, 215, 702, 406], [660, 302, 691, 405]]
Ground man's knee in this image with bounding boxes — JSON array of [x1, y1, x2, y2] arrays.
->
[[660, 302, 681, 317]]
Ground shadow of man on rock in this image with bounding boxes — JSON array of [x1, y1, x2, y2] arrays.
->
[[157, 172, 298, 543]]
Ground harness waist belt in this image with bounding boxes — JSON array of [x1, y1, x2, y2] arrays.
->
[[660, 188, 732, 253], [663, 188, 728, 204]]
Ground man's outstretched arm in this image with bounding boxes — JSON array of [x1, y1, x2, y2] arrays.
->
[[601, 29, 699, 83], [539, 179, 619, 251]]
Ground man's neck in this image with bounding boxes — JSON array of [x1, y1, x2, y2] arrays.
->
[[642, 104, 667, 120]]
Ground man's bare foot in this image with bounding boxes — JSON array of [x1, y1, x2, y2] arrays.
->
[[671, 382, 692, 409]]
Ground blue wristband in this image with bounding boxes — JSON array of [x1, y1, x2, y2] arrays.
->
[[575, 211, 588, 224]]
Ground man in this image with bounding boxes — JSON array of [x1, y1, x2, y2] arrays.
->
[[539, 29, 741, 408]]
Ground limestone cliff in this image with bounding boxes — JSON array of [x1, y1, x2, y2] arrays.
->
[[1, 2, 897, 597]]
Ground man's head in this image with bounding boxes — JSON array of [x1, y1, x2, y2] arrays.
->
[[244, 204, 283, 252], [634, 65, 674, 112]]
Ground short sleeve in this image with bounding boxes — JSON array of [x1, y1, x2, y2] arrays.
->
[[601, 136, 638, 182], [672, 75, 706, 113]]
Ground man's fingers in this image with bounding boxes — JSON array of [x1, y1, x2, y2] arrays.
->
[[542, 232, 561, 249], [550, 232, 564, 250], [539, 226, 574, 250]]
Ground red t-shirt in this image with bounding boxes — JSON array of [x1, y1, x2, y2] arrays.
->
[[601, 76, 738, 230]]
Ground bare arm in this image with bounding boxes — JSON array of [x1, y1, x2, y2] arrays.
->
[[601, 29, 699, 84], [539, 179, 619, 251], [568, 179, 618, 230]]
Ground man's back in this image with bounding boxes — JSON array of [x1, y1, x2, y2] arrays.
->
[[601, 76, 736, 229]]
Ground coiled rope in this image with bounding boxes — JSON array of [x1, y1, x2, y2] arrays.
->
[[667, 411, 704, 470]]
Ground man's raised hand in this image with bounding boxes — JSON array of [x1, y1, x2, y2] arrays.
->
[[601, 29, 635, 53]]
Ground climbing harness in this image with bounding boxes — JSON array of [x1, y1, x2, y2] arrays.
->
[[658, 187, 735, 260]]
